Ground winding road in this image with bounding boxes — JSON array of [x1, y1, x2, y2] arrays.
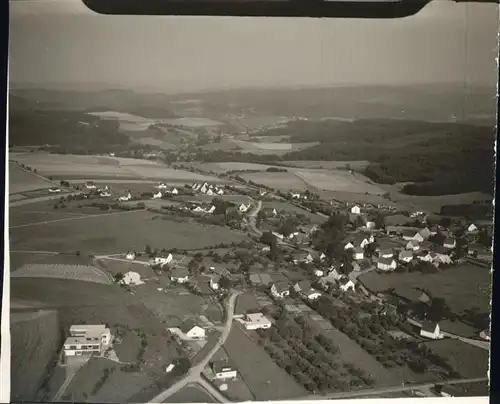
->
[[149, 291, 240, 403]]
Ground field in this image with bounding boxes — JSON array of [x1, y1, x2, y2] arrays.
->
[[10, 251, 95, 272], [242, 172, 310, 191], [10, 152, 227, 183], [9, 162, 56, 194], [11, 309, 61, 402], [422, 339, 489, 379], [201, 140, 318, 155], [10, 210, 250, 255], [11, 263, 112, 284], [88, 111, 223, 128], [358, 264, 491, 317], [281, 160, 370, 170], [261, 201, 326, 224], [222, 325, 308, 401], [164, 384, 216, 403]]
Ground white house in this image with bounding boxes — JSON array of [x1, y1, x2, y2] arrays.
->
[[314, 268, 324, 277], [212, 361, 238, 380], [170, 268, 190, 283], [239, 203, 250, 213], [402, 230, 424, 242], [420, 321, 444, 340], [206, 189, 214, 196], [49, 187, 62, 193], [338, 277, 356, 292], [207, 205, 216, 214], [171, 188, 179, 195], [406, 240, 420, 251], [120, 271, 144, 286], [241, 313, 272, 330], [157, 183, 168, 190], [179, 320, 205, 340], [118, 192, 132, 202], [350, 205, 361, 215], [153, 254, 173, 267], [417, 252, 434, 263], [377, 257, 397, 271], [480, 329, 491, 341], [126, 252, 136, 260], [85, 181, 97, 190], [467, 223, 479, 233], [290, 192, 301, 199], [365, 221, 376, 230], [398, 250, 413, 263], [192, 206, 205, 213], [210, 275, 220, 290], [153, 191, 162, 199], [344, 242, 355, 250], [353, 247, 364, 261], [100, 191, 111, 197], [271, 281, 290, 298], [200, 183, 209, 194], [63, 325, 111, 358], [192, 183, 201, 191]]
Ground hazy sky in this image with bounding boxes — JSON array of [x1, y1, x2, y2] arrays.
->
[[9, 0, 499, 93]]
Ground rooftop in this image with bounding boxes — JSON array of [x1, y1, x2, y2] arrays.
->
[[179, 319, 201, 334], [212, 360, 236, 374]]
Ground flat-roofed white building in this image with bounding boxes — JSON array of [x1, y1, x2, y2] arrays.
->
[[63, 325, 111, 358], [241, 313, 272, 330]]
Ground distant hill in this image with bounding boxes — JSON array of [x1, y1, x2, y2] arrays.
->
[[173, 83, 496, 125], [9, 89, 177, 119]]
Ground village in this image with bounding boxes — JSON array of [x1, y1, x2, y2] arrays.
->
[[48, 172, 492, 402]]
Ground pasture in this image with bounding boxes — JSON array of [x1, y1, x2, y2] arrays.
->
[[11, 263, 112, 284], [242, 172, 309, 191], [9, 252, 95, 272], [262, 201, 326, 224], [422, 339, 489, 379], [230, 139, 319, 155], [358, 263, 491, 317], [9, 210, 249, 255], [164, 384, 216, 403], [11, 309, 61, 402], [10, 152, 227, 183], [223, 325, 308, 401], [9, 162, 55, 194]]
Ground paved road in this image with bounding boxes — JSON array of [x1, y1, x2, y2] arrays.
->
[[9, 208, 147, 229], [150, 291, 240, 403], [293, 376, 488, 401]]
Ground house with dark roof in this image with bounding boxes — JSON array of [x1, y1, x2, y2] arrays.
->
[[179, 320, 206, 340], [443, 237, 456, 249], [170, 268, 190, 283], [418, 227, 432, 240], [212, 360, 237, 380], [377, 257, 397, 272], [271, 281, 290, 298], [294, 280, 312, 293], [406, 240, 420, 251], [402, 229, 424, 242], [398, 250, 413, 263], [378, 249, 394, 259]]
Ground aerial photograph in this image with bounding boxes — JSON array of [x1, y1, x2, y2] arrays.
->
[[7, 0, 496, 402]]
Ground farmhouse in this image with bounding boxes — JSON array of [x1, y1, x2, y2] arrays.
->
[[416, 251, 433, 263], [49, 187, 62, 193], [179, 320, 206, 340], [63, 324, 111, 359], [420, 321, 444, 340], [241, 313, 272, 330], [377, 257, 397, 272], [294, 280, 311, 293], [212, 361, 238, 380], [210, 275, 220, 290], [402, 229, 424, 242], [118, 191, 132, 202], [216, 188, 224, 195], [262, 207, 278, 217], [301, 288, 322, 300], [406, 240, 420, 251], [157, 183, 168, 189], [378, 249, 394, 259], [120, 271, 144, 286], [398, 250, 413, 263], [170, 268, 190, 283], [271, 281, 290, 298], [352, 247, 364, 261], [467, 223, 479, 233], [313, 268, 325, 277], [153, 191, 162, 199], [153, 254, 173, 266], [418, 227, 432, 240], [365, 220, 376, 230], [126, 252, 136, 260], [239, 203, 250, 213], [206, 189, 214, 196], [443, 237, 456, 249], [338, 277, 356, 292], [100, 191, 111, 197], [85, 181, 96, 189]]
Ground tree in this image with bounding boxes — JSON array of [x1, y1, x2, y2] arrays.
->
[[144, 244, 152, 255], [260, 231, 277, 247], [114, 272, 124, 283], [220, 276, 231, 289]]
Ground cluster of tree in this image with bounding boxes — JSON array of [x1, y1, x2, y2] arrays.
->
[[310, 212, 348, 257], [266, 167, 288, 173], [439, 202, 492, 219], [257, 311, 373, 392]]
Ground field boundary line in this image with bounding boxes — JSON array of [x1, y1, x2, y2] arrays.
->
[[9, 208, 147, 229]]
